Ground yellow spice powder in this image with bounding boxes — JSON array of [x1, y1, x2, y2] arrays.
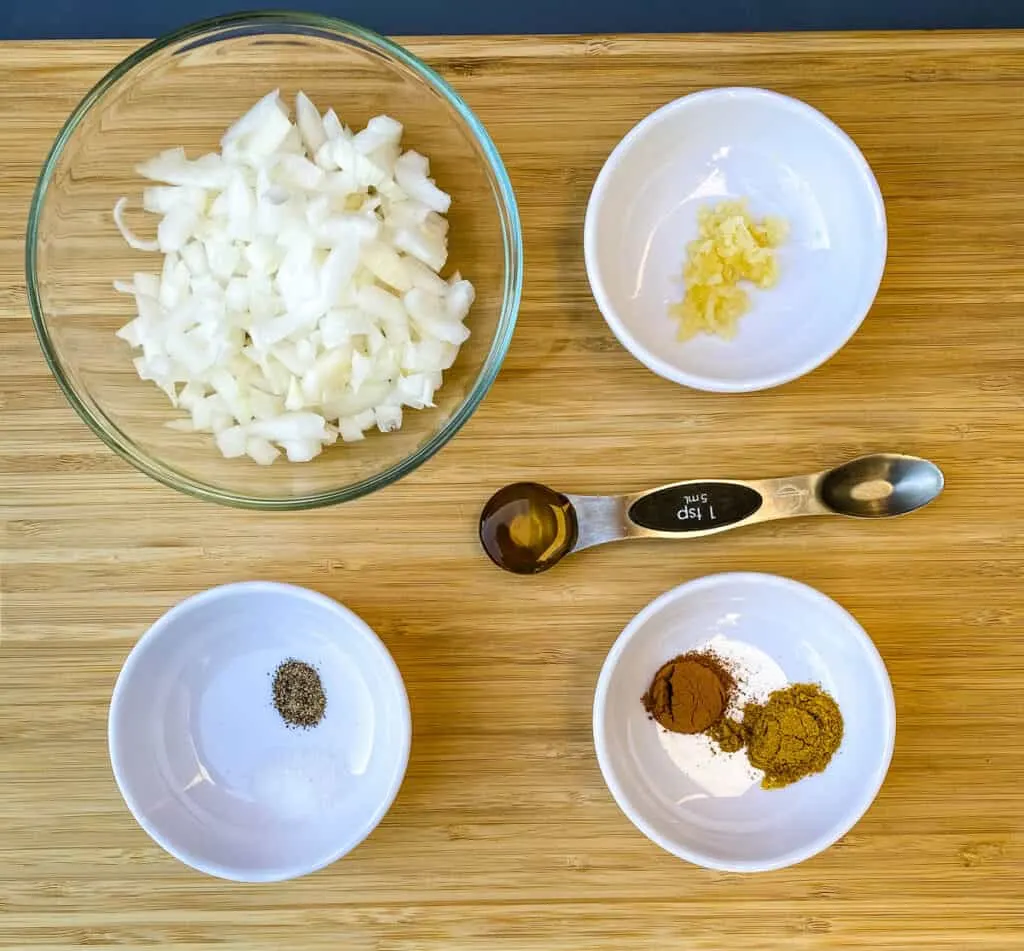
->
[[669, 200, 788, 341]]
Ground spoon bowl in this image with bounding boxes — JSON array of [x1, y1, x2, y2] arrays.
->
[[819, 453, 944, 518]]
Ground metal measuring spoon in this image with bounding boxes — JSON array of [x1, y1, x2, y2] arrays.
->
[[479, 453, 944, 575]]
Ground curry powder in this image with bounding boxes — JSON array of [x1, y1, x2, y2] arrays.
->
[[740, 683, 844, 789]]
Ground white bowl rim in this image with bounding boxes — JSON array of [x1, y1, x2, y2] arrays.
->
[[592, 571, 896, 872], [108, 580, 412, 882], [583, 86, 888, 393]]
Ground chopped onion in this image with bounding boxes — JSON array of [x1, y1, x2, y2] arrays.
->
[[394, 150, 451, 214], [113, 90, 473, 464], [295, 92, 327, 156], [113, 198, 159, 252]]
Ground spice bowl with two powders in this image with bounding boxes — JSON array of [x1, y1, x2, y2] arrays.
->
[[592, 572, 895, 872]]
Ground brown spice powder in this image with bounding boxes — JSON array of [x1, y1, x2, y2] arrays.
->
[[642, 652, 735, 734]]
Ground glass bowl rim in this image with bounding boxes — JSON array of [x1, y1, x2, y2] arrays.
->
[[25, 10, 522, 510]]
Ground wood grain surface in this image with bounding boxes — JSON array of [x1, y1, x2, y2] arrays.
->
[[3, 31, 1024, 951]]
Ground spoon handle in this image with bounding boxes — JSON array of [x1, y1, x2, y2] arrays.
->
[[623, 474, 828, 539]]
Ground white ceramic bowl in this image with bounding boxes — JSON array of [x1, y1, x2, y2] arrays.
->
[[108, 582, 410, 881], [593, 573, 895, 872], [584, 88, 887, 392]]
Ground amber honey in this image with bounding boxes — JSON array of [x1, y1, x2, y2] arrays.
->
[[479, 482, 578, 574]]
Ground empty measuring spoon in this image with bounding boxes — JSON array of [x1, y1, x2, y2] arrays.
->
[[479, 453, 944, 574]]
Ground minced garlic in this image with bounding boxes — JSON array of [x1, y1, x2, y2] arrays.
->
[[670, 200, 788, 341]]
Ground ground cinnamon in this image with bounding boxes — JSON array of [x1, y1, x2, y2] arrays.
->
[[642, 652, 735, 734]]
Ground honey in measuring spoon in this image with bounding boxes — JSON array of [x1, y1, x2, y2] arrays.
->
[[479, 482, 579, 574]]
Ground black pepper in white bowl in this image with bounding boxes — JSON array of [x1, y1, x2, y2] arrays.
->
[[108, 581, 410, 881], [272, 659, 327, 728]]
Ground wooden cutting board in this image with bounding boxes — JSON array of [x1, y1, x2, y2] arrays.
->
[[3, 32, 1023, 951]]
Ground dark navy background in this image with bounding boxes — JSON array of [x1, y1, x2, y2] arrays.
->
[[5, 0, 1024, 39]]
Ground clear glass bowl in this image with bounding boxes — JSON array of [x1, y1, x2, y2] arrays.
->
[[27, 12, 521, 509]]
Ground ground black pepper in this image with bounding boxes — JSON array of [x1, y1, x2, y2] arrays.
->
[[271, 659, 326, 728]]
